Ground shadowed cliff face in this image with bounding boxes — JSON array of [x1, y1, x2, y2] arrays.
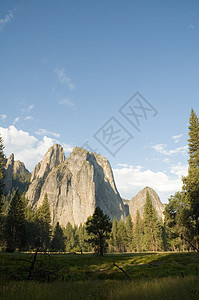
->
[[4, 154, 31, 194], [26, 146, 126, 226], [125, 186, 165, 222], [26, 144, 65, 206]]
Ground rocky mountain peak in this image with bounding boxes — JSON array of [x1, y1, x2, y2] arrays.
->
[[127, 186, 165, 222], [26, 144, 65, 206], [30, 144, 65, 182], [26, 145, 126, 226], [4, 153, 14, 193], [4, 154, 31, 194]]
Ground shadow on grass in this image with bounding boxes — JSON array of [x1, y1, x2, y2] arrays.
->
[[0, 251, 198, 282]]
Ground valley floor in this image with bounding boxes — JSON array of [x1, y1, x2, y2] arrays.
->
[[0, 252, 199, 299]]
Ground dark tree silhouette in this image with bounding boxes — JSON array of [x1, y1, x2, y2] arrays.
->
[[86, 207, 112, 256]]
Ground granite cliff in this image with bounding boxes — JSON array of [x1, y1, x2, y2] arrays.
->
[[26, 146, 126, 226], [4, 144, 165, 226], [4, 153, 31, 194], [26, 144, 65, 206], [124, 186, 165, 222]]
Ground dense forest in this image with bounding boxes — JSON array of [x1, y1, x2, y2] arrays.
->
[[0, 109, 199, 254]]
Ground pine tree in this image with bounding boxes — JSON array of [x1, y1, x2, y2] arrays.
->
[[183, 109, 199, 249], [164, 191, 193, 251], [85, 207, 112, 256], [109, 217, 118, 252], [0, 136, 5, 244], [188, 108, 199, 168], [134, 210, 143, 252], [143, 191, 163, 251], [51, 222, 65, 251], [0, 135, 5, 200], [117, 219, 128, 252], [64, 222, 75, 252], [5, 189, 26, 252], [77, 224, 87, 252], [37, 192, 51, 250], [125, 215, 134, 252]]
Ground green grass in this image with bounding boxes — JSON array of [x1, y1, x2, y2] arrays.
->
[[0, 252, 199, 299], [1, 277, 199, 299], [1, 251, 198, 281]]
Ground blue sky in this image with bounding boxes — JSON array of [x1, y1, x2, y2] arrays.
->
[[0, 0, 199, 203]]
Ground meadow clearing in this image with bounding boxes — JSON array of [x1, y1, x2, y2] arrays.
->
[[0, 252, 199, 299]]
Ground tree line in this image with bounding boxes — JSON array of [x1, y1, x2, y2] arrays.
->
[[0, 109, 199, 254], [0, 188, 165, 253]]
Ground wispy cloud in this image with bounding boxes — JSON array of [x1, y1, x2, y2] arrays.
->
[[188, 24, 195, 30], [24, 116, 33, 121], [151, 144, 188, 156], [172, 134, 183, 143], [0, 10, 14, 31], [0, 114, 7, 121], [62, 143, 74, 153], [35, 128, 60, 138], [54, 68, 76, 91], [21, 104, 35, 114], [59, 98, 75, 107], [169, 163, 188, 177], [13, 117, 20, 125]]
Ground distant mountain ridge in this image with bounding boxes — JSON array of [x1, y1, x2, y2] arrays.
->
[[4, 144, 165, 225]]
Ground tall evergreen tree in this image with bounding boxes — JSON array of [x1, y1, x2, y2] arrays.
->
[[117, 219, 128, 252], [125, 215, 134, 252], [134, 210, 143, 252], [188, 108, 199, 168], [183, 109, 199, 249], [37, 192, 51, 250], [164, 191, 192, 251], [5, 189, 26, 252], [51, 222, 65, 251], [143, 192, 163, 251], [0, 136, 5, 244], [77, 224, 88, 252], [86, 207, 112, 256], [109, 217, 118, 252], [64, 221, 75, 252]]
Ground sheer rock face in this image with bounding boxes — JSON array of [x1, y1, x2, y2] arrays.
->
[[30, 144, 65, 182], [26, 146, 126, 226], [126, 187, 165, 222], [4, 154, 30, 194], [4, 154, 14, 193], [26, 144, 65, 206]]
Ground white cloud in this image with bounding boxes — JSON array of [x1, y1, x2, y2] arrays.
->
[[188, 24, 195, 29], [117, 163, 129, 168], [13, 117, 20, 125], [0, 125, 73, 171], [21, 104, 35, 114], [172, 134, 183, 143], [0, 114, 7, 121], [163, 158, 170, 163], [113, 164, 186, 203], [54, 68, 76, 91], [151, 144, 188, 156], [0, 10, 14, 31], [62, 143, 74, 153], [35, 128, 60, 138], [169, 163, 188, 177], [59, 98, 75, 107], [24, 116, 33, 121]]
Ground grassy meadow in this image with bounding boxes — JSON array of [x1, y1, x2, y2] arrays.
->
[[0, 252, 199, 299]]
